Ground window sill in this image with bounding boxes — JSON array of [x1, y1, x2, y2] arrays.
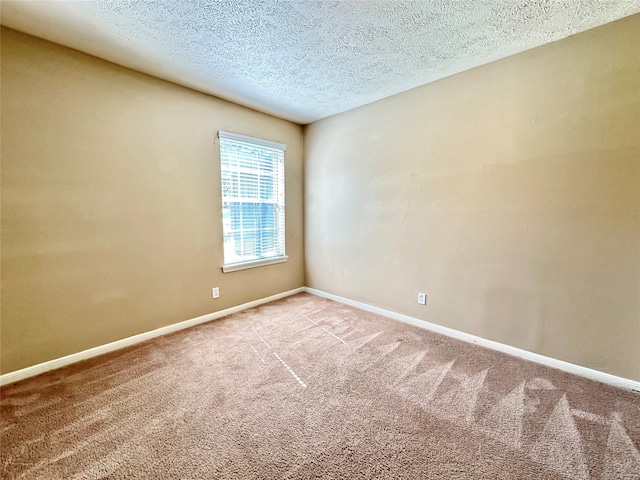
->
[[222, 256, 289, 273]]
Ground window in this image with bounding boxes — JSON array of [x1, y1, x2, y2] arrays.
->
[[219, 131, 287, 273]]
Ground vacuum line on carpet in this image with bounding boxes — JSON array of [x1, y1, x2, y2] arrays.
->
[[250, 345, 266, 364], [295, 309, 347, 345], [295, 309, 319, 325], [273, 352, 307, 388], [570, 408, 610, 426], [321, 327, 348, 345], [251, 327, 271, 349]]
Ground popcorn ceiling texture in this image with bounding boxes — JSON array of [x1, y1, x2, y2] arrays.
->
[[2, 0, 640, 123]]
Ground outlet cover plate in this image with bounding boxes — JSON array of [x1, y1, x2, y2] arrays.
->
[[418, 292, 426, 305], [212, 287, 220, 299]]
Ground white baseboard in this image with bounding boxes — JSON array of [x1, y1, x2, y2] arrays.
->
[[304, 287, 640, 393], [4, 286, 638, 393], [0, 287, 305, 387]]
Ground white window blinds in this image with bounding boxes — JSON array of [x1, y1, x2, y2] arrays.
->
[[219, 131, 286, 271]]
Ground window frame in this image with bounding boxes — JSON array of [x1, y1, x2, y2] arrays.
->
[[218, 130, 288, 273]]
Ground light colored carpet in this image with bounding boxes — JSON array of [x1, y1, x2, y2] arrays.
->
[[1, 293, 639, 479]]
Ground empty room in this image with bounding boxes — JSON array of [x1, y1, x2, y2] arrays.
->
[[1, 1, 639, 478]]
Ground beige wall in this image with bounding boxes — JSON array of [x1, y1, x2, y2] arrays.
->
[[1, 28, 304, 374], [2, 16, 639, 381], [305, 15, 640, 380]]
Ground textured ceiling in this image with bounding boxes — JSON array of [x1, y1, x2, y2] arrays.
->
[[2, 1, 639, 124]]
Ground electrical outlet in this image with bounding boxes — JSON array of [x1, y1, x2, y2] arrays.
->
[[418, 292, 426, 305], [212, 287, 220, 299]]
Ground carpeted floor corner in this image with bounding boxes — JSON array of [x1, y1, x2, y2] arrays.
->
[[1, 293, 639, 479]]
